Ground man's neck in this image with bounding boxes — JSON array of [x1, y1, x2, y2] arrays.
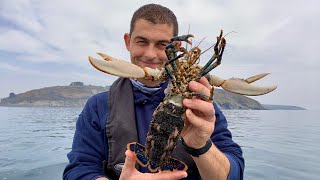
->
[[137, 78, 162, 87]]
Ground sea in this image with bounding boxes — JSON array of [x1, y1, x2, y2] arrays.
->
[[0, 106, 319, 180]]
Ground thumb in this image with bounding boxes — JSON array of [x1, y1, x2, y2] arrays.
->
[[122, 150, 137, 171]]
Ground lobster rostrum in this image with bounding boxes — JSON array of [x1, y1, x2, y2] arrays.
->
[[88, 30, 277, 172]]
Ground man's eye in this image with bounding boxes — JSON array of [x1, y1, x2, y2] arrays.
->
[[137, 41, 147, 45], [161, 43, 168, 47], [158, 43, 169, 49]]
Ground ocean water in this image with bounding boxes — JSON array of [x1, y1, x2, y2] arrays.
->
[[0, 107, 319, 179]]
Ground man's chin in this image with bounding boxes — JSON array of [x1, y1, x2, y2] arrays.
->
[[146, 65, 162, 69], [142, 63, 163, 69]]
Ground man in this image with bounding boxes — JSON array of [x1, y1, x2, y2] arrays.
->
[[63, 3, 244, 180]]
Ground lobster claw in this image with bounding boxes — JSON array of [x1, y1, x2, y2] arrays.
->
[[208, 73, 277, 96], [88, 53, 145, 78], [88, 53, 164, 80], [170, 34, 194, 45]]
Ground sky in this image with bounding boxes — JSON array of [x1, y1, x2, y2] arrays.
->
[[0, 0, 319, 110]]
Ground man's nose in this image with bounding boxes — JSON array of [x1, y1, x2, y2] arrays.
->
[[144, 45, 157, 59]]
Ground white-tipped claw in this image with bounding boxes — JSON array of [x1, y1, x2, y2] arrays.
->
[[88, 54, 145, 78], [208, 73, 277, 96], [88, 53, 165, 80], [245, 73, 269, 83]]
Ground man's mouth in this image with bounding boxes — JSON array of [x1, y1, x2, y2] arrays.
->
[[139, 60, 163, 68]]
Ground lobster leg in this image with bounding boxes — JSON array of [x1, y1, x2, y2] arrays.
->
[[165, 53, 183, 74], [165, 35, 193, 76], [185, 92, 212, 101], [164, 66, 175, 81], [198, 30, 226, 78]]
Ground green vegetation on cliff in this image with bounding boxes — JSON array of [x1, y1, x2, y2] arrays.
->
[[0, 82, 264, 109]]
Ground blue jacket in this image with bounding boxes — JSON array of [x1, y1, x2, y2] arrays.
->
[[63, 84, 244, 179]]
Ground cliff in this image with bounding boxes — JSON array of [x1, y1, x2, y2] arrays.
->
[[0, 82, 263, 109], [1, 82, 108, 107], [214, 89, 263, 110]]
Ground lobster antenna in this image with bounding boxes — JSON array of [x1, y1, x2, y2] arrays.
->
[[223, 31, 238, 38], [195, 37, 206, 48], [186, 24, 191, 50], [200, 30, 234, 55], [200, 43, 216, 55]]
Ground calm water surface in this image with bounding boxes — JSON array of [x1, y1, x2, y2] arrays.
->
[[0, 107, 319, 179]]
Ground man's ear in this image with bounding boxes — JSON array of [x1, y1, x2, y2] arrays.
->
[[124, 33, 131, 51]]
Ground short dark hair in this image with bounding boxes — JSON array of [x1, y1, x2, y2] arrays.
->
[[130, 4, 178, 36]]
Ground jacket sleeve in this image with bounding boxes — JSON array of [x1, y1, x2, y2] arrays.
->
[[211, 103, 245, 180], [63, 93, 109, 180]]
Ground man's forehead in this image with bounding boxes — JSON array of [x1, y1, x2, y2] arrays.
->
[[133, 35, 171, 42], [131, 19, 174, 40]]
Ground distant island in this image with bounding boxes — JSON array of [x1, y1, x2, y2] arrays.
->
[[0, 82, 304, 110], [262, 104, 306, 110], [0, 82, 107, 107]]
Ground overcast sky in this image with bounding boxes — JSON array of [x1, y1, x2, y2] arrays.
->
[[0, 0, 319, 110]]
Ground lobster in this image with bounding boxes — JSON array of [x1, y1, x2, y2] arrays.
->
[[88, 30, 277, 172]]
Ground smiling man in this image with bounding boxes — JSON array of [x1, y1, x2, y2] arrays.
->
[[124, 19, 172, 86], [63, 3, 244, 180]]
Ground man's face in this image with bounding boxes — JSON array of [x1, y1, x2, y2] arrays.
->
[[124, 19, 174, 70]]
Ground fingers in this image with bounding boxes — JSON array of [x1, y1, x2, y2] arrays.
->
[[120, 150, 138, 180], [198, 76, 212, 90], [121, 151, 187, 180], [185, 108, 215, 127], [189, 77, 212, 98], [186, 77, 215, 115], [122, 150, 137, 172], [183, 77, 216, 132], [185, 109, 203, 128], [183, 98, 214, 118]]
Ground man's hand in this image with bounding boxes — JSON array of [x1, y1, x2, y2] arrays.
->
[[119, 150, 188, 180], [181, 77, 216, 149]]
